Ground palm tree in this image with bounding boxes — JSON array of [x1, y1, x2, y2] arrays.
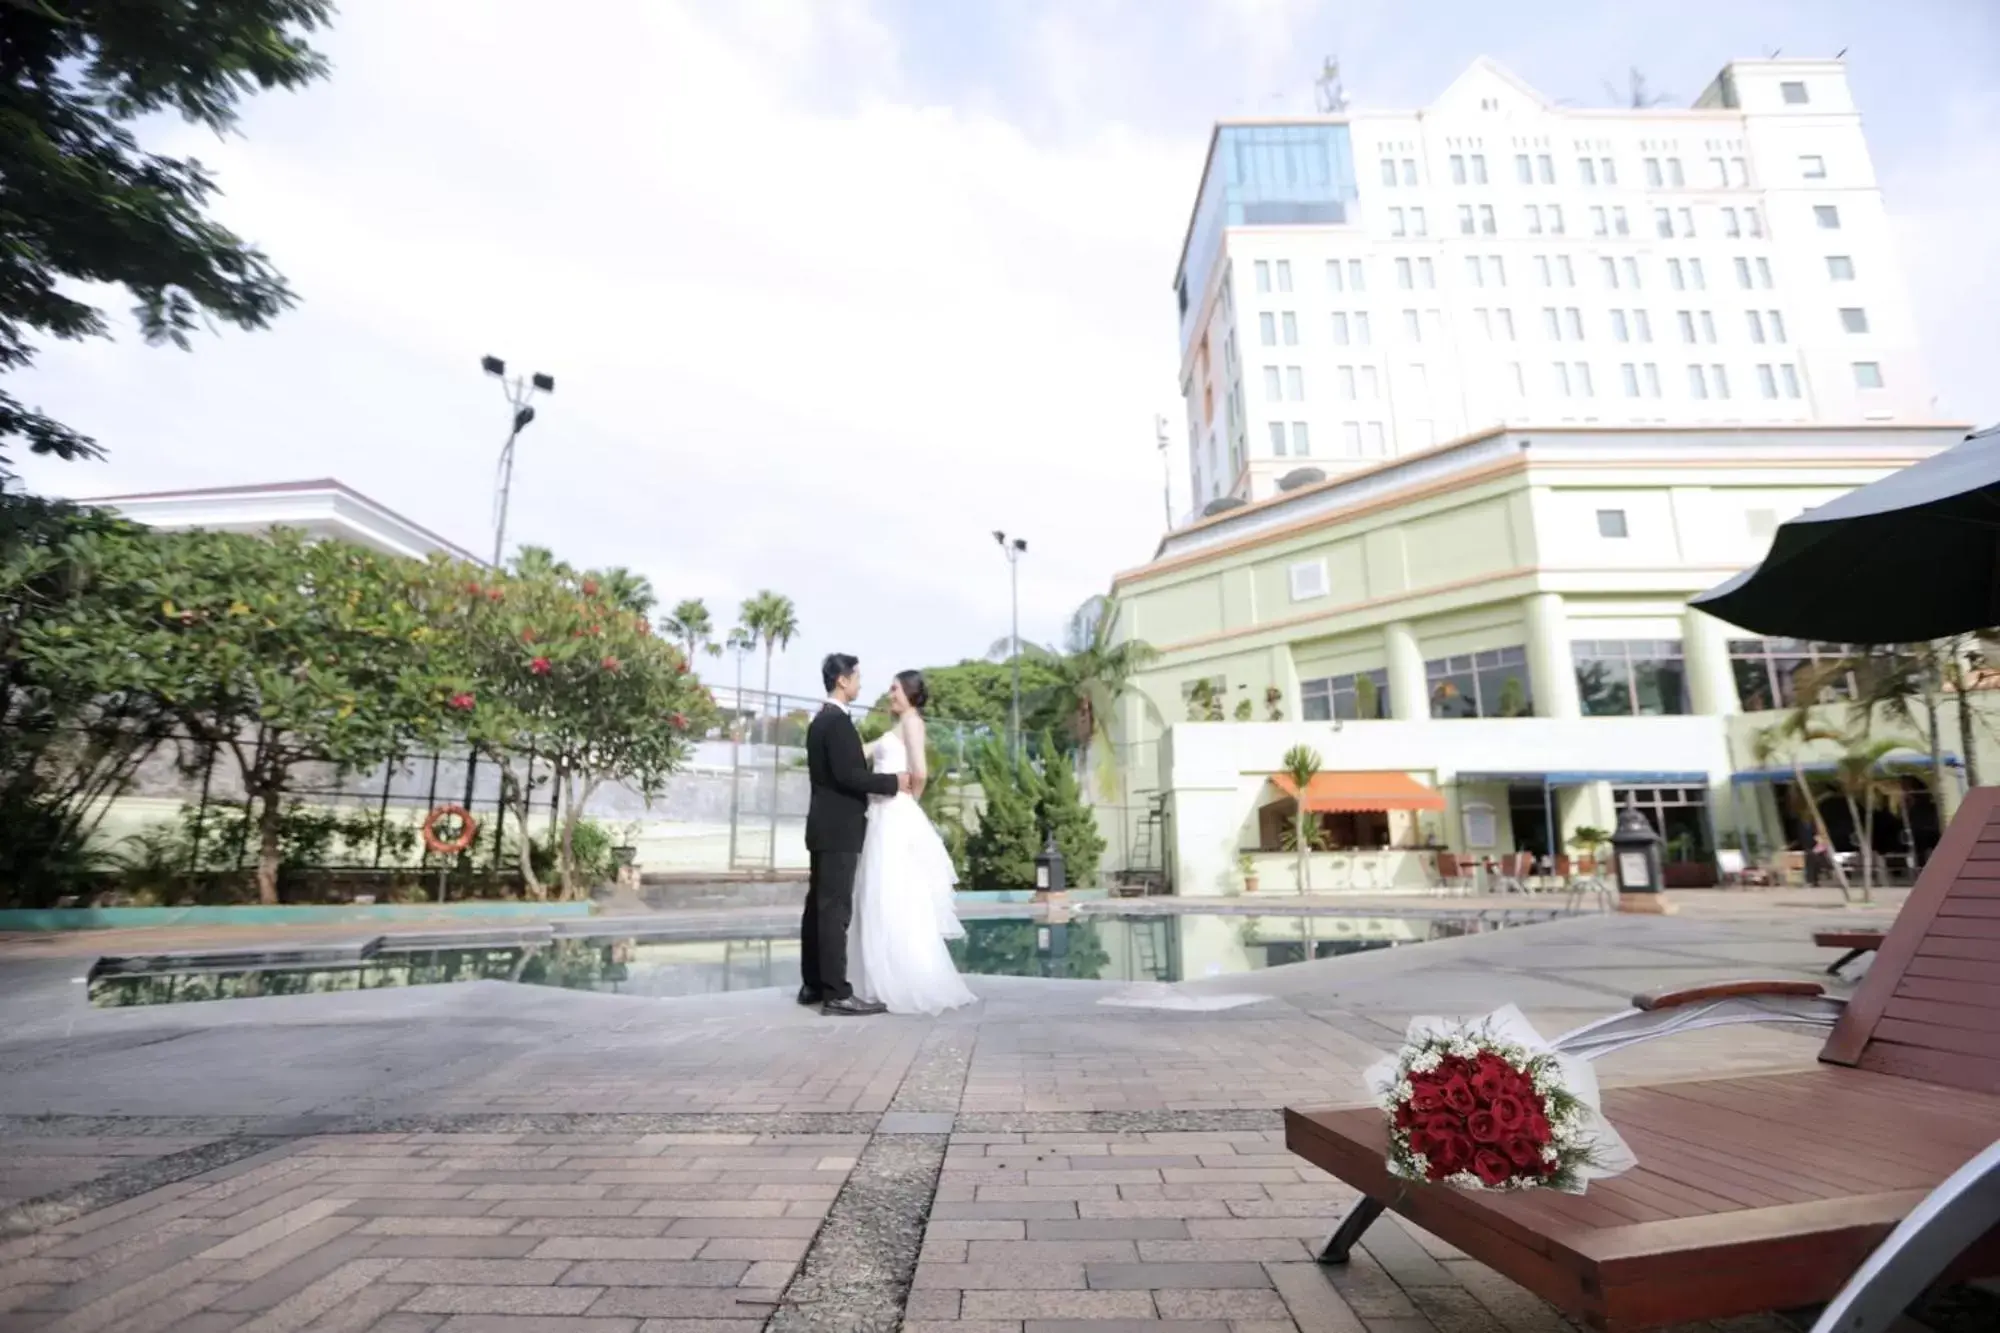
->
[[598, 567, 656, 614], [662, 598, 717, 664], [722, 625, 756, 869], [509, 545, 570, 580], [740, 591, 799, 866], [1848, 643, 1950, 827], [1281, 743, 1323, 896], [1831, 738, 1906, 903], [1755, 717, 1856, 902]]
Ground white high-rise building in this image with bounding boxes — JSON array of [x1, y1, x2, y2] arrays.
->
[[1173, 57, 1936, 515]]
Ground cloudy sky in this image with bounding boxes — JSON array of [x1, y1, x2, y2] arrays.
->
[[18, 0, 1999, 697]]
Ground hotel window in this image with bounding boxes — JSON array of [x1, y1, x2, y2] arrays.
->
[[1411, 206, 1428, 236], [1781, 80, 1809, 104], [1515, 153, 1532, 184], [1355, 311, 1373, 344], [1342, 421, 1363, 454], [1600, 256, 1618, 288], [1466, 255, 1485, 287], [1611, 310, 1630, 342], [1490, 255, 1507, 286], [1337, 365, 1356, 399], [1552, 361, 1572, 396], [1723, 207, 1740, 238], [1815, 205, 1841, 229], [1390, 207, 1406, 237], [1548, 204, 1565, 234], [1746, 207, 1763, 237], [1348, 259, 1366, 290], [1780, 363, 1801, 397], [1471, 154, 1489, 184], [1734, 257, 1753, 289], [1368, 421, 1387, 454], [1537, 154, 1554, 184], [1282, 312, 1298, 344], [1396, 257, 1413, 288], [1402, 158, 1418, 185], [1634, 310, 1653, 342], [1263, 366, 1281, 397], [1579, 157, 1598, 185], [1729, 638, 1856, 711], [1828, 255, 1856, 281], [1668, 157, 1686, 187], [1840, 307, 1870, 334], [1268, 421, 1288, 454], [1451, 154, 1468, 185], [1479, 204, 1497, 234], [1678, 208, 1695, 237], [1615, 785, 1711, 857], [1426, 647, 1533, 719], [1655, 208, 1673, 239], [1711, 363, 1731, 398], [1565, 307, 1584, 340], [1573, 640, 1689, 717], [1535, 256, 1552, 288], [1710, 157, 1727, 187], [1275, 260, 1294, 292], [1621, 362, 1640, 397], [1360, 365, 1380, 397], [1601, 157, 1618, 185], [1255, 260, 1272, 293], [1380, 158, 1397, 187], [1285, 365, 1305, 399], [1526, 204, 1543, 235], [1801, 154, 1827, 179], [1301, 669, 1390, 722], [1677, 310, 1696, 343], [1768, 310, 1787, 342], [1403, 309, 1422, 341], [1596, 508, 1628, 538], [1688, 364, 1709, 399], [1325, 259, 1345, 291], [1756, 257, 1774, 288], [1288, 559, 1328, 601], [1669, 259, 1686, 291], [1592, 206, 1608, 237], [1747, 310, 1766, 343], [1700, 310, 1717, 343], [1731, 157, 1749, 187], [1258, 312, 1277, 346], [1418, 258, 1435, 289], [1853, 361, 1885, 389], [1543, 307, 1561, 340], [1495, 308, 1516, 340], [1688, 258, 1706, 290], [1331, 313, 1349, 345], [1573, 361, 1595, 397], [1291, 422, 1310, 456], [1557, 256, 1575, 287], [1458, 204, 1475, 235], [1643, 362, 1662, 396], [1622, 256, 1640, 288], [1613, 206, 1629, 235], [1645, 157, 1663, 188], [1508, 362, 1527, 395], [1756, 363, 1778, 398]]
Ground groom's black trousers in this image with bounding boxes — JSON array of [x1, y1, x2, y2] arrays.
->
[[801, 851, 861, 1002]]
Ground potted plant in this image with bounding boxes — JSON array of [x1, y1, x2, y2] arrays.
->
[[1568, 825, 1612, 879], [1238, 852, 1259, 893], [1265, 686, 1285, 721]]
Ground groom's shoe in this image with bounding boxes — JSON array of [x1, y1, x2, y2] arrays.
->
[[821, 996, 886, 1017], [796, 987, 822, 1006]]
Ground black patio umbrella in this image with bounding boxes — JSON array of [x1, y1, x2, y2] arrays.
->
[[1691, 424, 2000, 644]]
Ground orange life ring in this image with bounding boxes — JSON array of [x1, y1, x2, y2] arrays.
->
[[422, 804, 478, 855]]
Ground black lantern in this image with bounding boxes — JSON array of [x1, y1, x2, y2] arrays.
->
[[1610, 805, 1671, 913], [1034, 834, 1066, 898]]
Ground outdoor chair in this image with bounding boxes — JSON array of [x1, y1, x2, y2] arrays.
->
[[1435, 853, 1475, 896], [1815, 928, 1886, 976], [1283, 785, 2000, 1332]]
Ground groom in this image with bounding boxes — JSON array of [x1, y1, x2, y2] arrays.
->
[[800, 653, 911, 1016]]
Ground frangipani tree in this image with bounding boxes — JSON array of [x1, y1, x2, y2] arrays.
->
[[435, 561, 710, 897]]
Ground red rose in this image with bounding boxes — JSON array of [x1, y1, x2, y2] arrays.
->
[[601, 655, 620, 672], [1466, 1110, 1504, 1144], [1504, 1137, 1542, 1169], [1421, 1113, 1461, 1141], [530, 657, 551, 675], [1470, 1058, 1511, 1102], [1393, 1103, 1417, 1129], [448, 692, 475, 711], [1489, 1094, 1527, 1131], [1435, 1133, 1475, 1176], [1440, 1076, 1476, 1116], [1410, 1085, 1445, 1115], [581, 579, 599, 596], [1471, 1149, 1515, 1188], [1527, 1111, 1552, 1145]]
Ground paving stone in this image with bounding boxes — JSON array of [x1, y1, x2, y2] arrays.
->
[[432, 1319, 639, 1333], [402, 1286, 605, 1315], [364, 1238, 543, 1259], [208, 1237, 381, 1313], [556, 1261, 748, 1288], [692, 1237, 808, 1262], [957, 1290, 1156, 1319], [1154, 1287, 1293, 1318], [505, 1220, 672, 1239], [586, 1288, 782, 1319], [229, 1257, 401, 1333], [1086, 1262, 1274, 1290], [965, 1239, 1141, 1263], [903, 1324, 1020, 1333], [1025, 1218, 1190, 1240], [526, 1239, 703, 1262], [356, 1219, 520, 1238], [1022, 1322, 1229, 1333], [1138, 1239, 1316, 1263], [905, 1289, 961, 1318]]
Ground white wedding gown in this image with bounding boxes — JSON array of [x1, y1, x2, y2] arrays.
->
[[848, 728, 977, 1016]]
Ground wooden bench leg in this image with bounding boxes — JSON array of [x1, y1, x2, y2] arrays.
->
[[1826, 948, 1866, 976], [1317, 1196, 1386, 1264]]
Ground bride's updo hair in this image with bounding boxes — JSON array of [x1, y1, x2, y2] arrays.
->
[[895, 669, 929, 713]]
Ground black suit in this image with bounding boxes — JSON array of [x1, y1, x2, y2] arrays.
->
[[801, 703, 899, 1001]]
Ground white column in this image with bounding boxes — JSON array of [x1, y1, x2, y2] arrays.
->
[[1383, 621, 1428, 721], [1681, 607, 1739, 717], [1524, 592, 1580, 719]]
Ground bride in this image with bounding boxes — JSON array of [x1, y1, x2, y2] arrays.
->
[[848, 670, 978, 1016]]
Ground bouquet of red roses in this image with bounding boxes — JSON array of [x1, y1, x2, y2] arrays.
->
[[1364, 1005, 1634, 1193]]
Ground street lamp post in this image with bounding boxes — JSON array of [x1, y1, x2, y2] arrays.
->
[[724, 628, 753, 872], [993, 530, 1027, 766], [482, 356, 555, 569]]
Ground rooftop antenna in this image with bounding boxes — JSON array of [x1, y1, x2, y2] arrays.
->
[[1768, 47, 1783, 58], [1314, 57, 1348, 113], [1834, 47, 1847, 58]]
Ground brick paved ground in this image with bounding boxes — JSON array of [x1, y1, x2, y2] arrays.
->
[[0, 901, 1914, 1332]]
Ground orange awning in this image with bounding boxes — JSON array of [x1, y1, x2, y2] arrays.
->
[[1269, 771, 1446, 814]]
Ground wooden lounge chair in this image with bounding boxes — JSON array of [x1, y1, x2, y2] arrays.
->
[[1815, 928, 1886, 976], [1285, 786, 2000, 1332]]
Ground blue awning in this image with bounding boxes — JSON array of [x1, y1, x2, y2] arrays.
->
[[1729, 754, 1962, 785], [1456, 770, 1708, 787]]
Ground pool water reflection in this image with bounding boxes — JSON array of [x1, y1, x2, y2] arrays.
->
[[86, 910, 1544, 1007]]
